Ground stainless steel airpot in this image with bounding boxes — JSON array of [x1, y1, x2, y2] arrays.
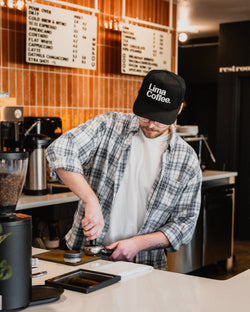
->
[[23, 121, 51, 195]]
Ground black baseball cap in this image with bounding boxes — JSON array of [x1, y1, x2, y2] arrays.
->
[[133, 70, 186, 125]]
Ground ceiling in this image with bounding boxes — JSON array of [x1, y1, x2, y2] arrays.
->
[[176, 0, 250, 39]]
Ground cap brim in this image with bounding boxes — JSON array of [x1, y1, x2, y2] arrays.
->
[[133, 99, 179, 125]]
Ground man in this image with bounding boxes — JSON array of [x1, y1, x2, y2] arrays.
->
[[46, 70, 202, 270]]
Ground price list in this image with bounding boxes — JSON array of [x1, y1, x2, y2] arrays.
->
[[26, 3, 97, 69], [121, 24, 171, 76]]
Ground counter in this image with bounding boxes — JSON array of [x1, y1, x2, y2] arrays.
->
[[202, 170, 237, 182], [28, 248, 250, 312], [16, 189, 79, 211], [17, 170, 237, 211], [17, 171, 237, 274], [167, 170, 237, 273]]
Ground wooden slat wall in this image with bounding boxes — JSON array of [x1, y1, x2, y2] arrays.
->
[[0, 0, 177, 132]]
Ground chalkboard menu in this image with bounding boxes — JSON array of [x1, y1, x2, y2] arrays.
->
[[121, 24, 171, 76], [26, 3, 97, 69]]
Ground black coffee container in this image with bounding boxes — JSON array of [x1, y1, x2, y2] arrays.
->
[[0, 214, 32, 311]]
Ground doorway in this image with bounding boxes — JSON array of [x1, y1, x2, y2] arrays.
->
[[236, 76, 250, 238]]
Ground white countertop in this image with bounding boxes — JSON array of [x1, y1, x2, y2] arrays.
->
[[28, 248, 250, 312], [16, 190, 79, 211], [16, 170, 237, 211], [202, 170, 237, 182]]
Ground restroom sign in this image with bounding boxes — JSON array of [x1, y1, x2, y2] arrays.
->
[[26, 3, 97, 69], [121, 24, 171, 76]]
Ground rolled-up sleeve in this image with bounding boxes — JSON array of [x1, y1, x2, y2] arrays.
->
[[161, 167, 202, 252], [46, 132, 83, 179], [46, 115, 106, 180]]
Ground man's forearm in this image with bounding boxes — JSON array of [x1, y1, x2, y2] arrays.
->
[[56, 168, 105, 240], [56, 168, 98, 205], [107, 231, 170, 262], [132, 231, 170, 252]]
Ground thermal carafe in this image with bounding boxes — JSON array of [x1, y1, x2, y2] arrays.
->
[[24, 133, 51, 195]]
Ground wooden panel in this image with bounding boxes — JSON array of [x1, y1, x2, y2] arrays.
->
[[0, 0, 177, 131]]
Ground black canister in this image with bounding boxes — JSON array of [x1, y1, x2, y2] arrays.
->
[[0, 214, 32, 311], [24, 134, 51, 195]]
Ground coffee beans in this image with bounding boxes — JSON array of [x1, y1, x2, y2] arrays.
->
[[0, 173, 23, 206]]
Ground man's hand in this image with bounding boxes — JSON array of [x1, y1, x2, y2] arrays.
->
[[105, 232, 170, 262], [81, 201, 104, 241], [106, 238, 140, 262], [55, 168, 105, 241]]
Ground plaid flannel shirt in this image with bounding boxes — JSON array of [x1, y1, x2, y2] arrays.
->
[[46, 112, 202, 270]]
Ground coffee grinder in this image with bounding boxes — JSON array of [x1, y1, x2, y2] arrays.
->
[[0, 151, 31, 311], [0, 102, 32, 310]]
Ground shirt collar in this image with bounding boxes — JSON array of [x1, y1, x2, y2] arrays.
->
[[168, 125, 178, 152], [129, 114, 141, 133]]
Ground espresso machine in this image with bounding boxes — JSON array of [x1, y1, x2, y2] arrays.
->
[[0, 104, 24, 151], [0, 103, 52, 195]]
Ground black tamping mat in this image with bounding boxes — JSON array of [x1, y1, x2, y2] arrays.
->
[[45, 269, 121, 294], [29, 285, 64, 306]]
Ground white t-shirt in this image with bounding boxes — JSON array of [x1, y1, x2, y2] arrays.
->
[[103, 129, 170, 245]]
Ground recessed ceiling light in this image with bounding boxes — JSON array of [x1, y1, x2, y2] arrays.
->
[[178, 32, 188, 42]]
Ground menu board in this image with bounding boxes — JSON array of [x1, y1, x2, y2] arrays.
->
[[121, 24, 171, 76], [26, 3, 97, 69]]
